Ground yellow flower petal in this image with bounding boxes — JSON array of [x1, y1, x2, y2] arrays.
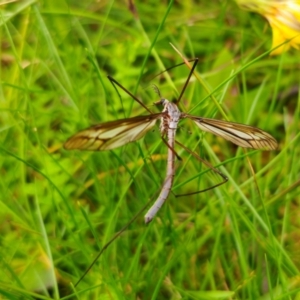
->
[[237, 0, 300, 55], [266, 14, 300, 54]]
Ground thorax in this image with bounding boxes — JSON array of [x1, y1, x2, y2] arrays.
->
[[158, 99, 182, 135]]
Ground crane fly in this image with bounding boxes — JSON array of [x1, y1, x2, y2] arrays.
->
[[64, 58, 277, 223], [64, 57, 277, 287]]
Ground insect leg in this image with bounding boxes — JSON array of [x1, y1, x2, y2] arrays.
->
[[107, 75, 153, 114], [176, 58, 199, 104], [73, 197, 154, 287], [174, 140, 228, 196]]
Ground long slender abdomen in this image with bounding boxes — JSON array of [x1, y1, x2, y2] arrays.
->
[[144, 128, 176, 223]]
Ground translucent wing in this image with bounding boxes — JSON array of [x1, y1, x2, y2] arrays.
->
[[187, 115, 278, 150], [64, 113, 162, 151]]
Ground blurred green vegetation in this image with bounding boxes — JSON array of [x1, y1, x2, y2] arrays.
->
[[0, 0, 299, 299]]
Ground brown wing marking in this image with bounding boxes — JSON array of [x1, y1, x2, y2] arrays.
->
[[64, 113, 162, 151], [187, 116, 278, 150]]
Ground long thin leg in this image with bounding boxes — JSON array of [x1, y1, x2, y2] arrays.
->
[[175, 140, 228, 196], [176, 58, 199, 104], [74, 197, 154, 287], [107, 75, 153, 113], [147, 58, 199, 105], [149, 58, 199, 82]]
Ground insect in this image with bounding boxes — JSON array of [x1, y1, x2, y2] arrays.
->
[[64, 58, 277, 224], [64, 57, 278, 287]]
